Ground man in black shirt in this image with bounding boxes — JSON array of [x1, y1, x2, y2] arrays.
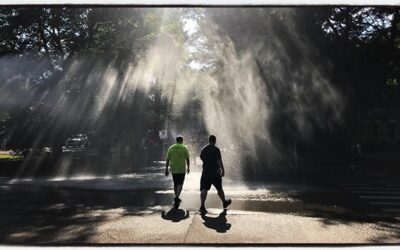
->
[[199, 135, 232, 214]]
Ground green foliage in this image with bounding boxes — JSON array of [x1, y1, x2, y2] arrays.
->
[[1, 7, 399, 154], [0, 7, 166, 151], [318, 7, 400, 104]]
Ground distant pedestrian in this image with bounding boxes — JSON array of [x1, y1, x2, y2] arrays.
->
[[165, 136, 190, 208], [199, 135, 231, 214]]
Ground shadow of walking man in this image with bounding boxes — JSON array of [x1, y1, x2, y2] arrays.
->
[[201, 210, 231, 233], [161, 208, 190, 223]]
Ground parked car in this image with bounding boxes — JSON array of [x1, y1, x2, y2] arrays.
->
[[65, 134, 89, 148]]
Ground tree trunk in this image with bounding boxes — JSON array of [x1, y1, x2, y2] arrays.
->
[[390, 9, 400, 48], [37, 12, 50, 55]]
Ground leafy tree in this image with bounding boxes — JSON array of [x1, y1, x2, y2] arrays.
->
[[0, 7, 164, 156]]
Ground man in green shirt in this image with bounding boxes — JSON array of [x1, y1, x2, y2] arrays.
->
[[165, 136, 190, 207]]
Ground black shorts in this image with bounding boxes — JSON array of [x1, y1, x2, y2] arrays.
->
[[172, 173, 185, 186], [200, 174, 222, 191]]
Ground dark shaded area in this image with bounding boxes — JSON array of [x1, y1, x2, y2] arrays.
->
[[0, 183, 175, 244], [0, 186, 103, 244], [201, 210, 231, 233], [0, 161, 20, 176]]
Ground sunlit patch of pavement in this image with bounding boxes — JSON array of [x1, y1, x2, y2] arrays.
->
[[4, 172, 169, 191]]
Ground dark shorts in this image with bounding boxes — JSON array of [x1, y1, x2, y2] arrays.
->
[[200, 174, 222, 191], [172, 173, 185, 186]]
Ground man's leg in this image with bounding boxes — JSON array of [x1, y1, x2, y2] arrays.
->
[[218, 189, 232, 208], [214, 176, 231, 209], [199, 175, 211, 213], [176, 184, 183, 198], [172, 174, 180, 204], [174, 185, 178, 198], [173, 175, 177, 198], [173, 174, 185, 203], [214, 175, 225, 202], [173, 184, 182, 208], [200, 189, 208, 207], [177, 174, 185, 200], [217, 188, 226, 202]]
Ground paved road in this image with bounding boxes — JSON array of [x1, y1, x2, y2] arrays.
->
[[0, 164, 399, 244], [327, 173, 400, 219], [334, 180, 400, 218]]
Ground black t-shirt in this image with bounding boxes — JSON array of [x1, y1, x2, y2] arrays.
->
[[200, 144, 222, 177]]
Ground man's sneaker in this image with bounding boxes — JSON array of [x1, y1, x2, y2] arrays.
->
[[223, 199, 232, 209], [199, 206, 208, 214]]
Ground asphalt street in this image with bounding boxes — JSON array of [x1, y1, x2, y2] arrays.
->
[[0, 163, 399, 245]]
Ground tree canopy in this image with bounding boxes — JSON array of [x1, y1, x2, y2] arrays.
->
[[0, 7, 399, 171]]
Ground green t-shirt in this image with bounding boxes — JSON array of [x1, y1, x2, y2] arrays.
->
[[166, 143, 189, 174]]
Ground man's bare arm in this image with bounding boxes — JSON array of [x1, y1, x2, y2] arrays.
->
[[165, 159, 169, 176], [217, 159, 225, 177], [186, 158, 190, 174]]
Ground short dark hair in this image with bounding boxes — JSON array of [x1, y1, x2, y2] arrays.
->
[[176, 136, 183, 143], [209, 135, 216, 143]]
